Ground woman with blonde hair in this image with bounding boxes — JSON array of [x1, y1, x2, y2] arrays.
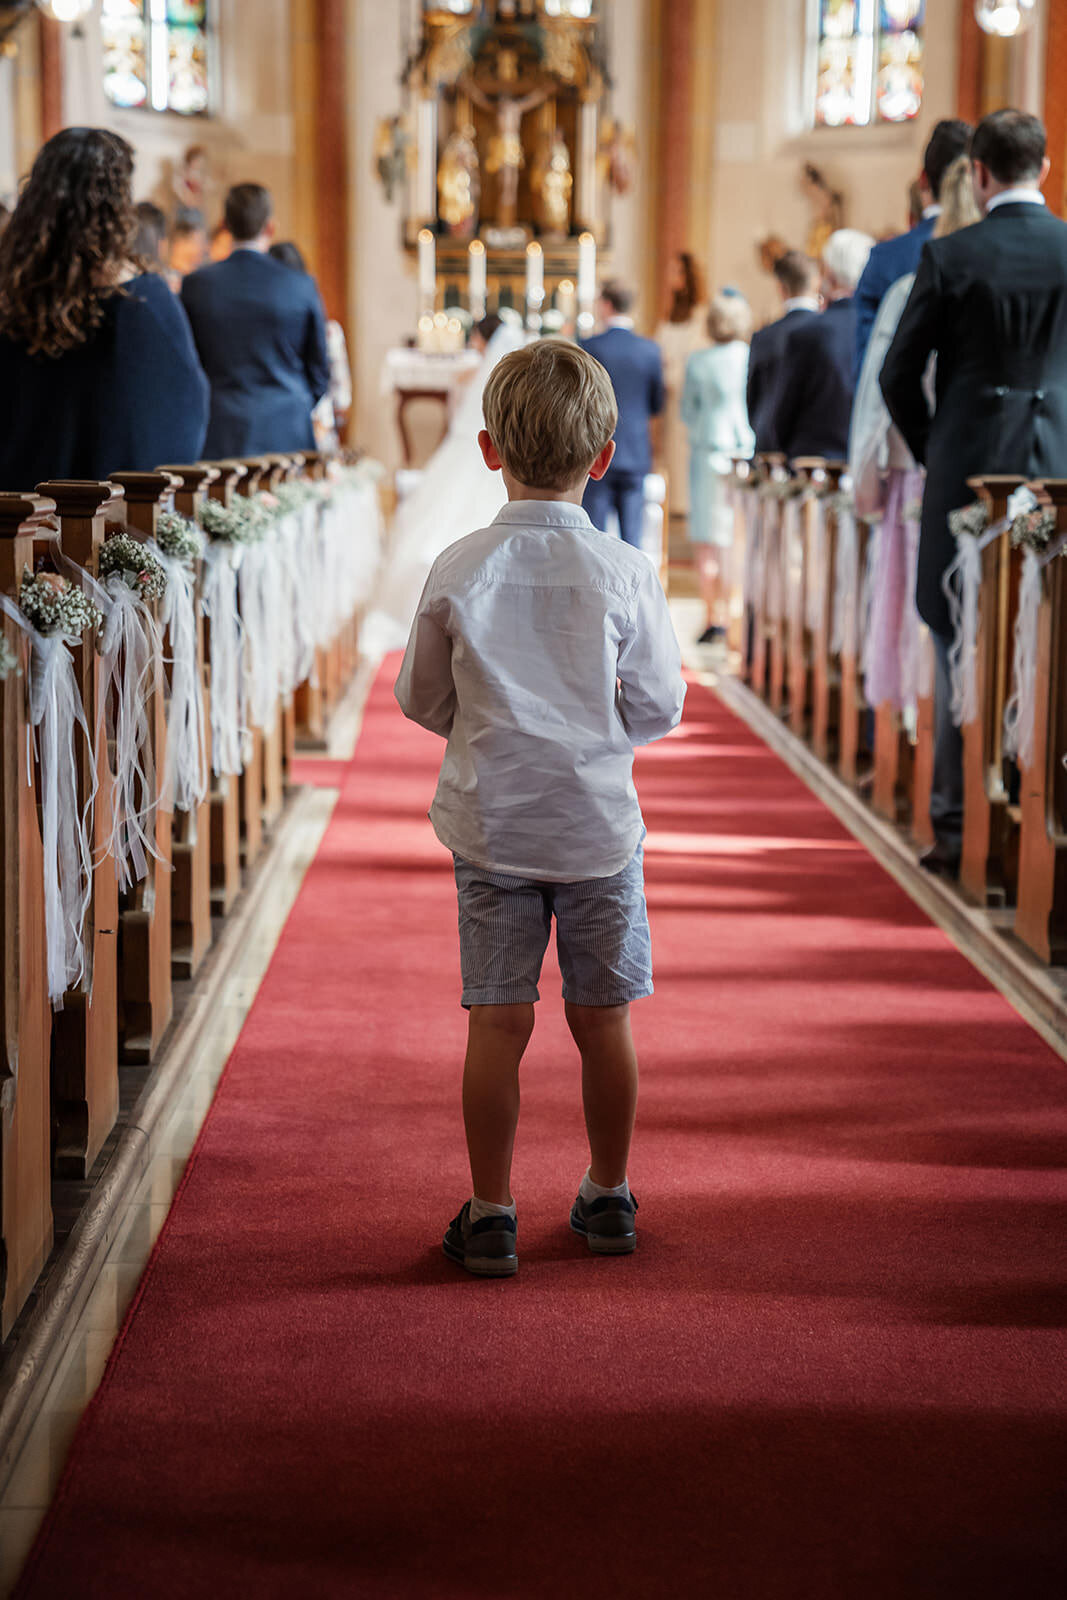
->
[[849, 153, 980, 744], [681, 288, 755, 643]]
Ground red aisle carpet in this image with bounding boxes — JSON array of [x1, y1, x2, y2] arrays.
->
[[17, 667, 1067, 1599]]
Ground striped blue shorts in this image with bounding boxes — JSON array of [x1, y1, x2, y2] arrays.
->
[[452, 842, 653, 1009]]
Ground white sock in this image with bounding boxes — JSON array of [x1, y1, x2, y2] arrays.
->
[[579, 1168, 630, 1203], [469, 1195, 517, 1224]]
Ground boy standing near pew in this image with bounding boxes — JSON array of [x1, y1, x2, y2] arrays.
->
[[395, 340, 685, 1277]]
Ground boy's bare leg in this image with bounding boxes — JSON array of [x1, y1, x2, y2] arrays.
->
[[565, 1001, 638, 1188], [463, 1003, 535, 1205]]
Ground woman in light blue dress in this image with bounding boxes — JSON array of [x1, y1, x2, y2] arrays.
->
[[681, 290, 755, 643]]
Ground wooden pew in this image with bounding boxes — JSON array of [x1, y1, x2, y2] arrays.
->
[[204, 463, 246, 914], [245, 457, 286, 836], [809, 463, 846, 766], [156, 464, 217, 980], [958, 475, 1029, 907], [1015, 479, 1067, 965], [788, 462, 826, 741], [837, 497, 872, 788], [106, 471, 180, 1062], [35, 481, 122, 1176], [0, 495, 54, 1337], [909, 629, 936, 850]]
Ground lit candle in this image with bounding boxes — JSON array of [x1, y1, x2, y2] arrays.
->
[[525, 240, 544, 309], [417, 314, 435, 352], [557, 277, 576, 323], [577, 232, 596, 310], [468, 239, 487, 319], [418, 228, 436, 312], [447, 316, 464, 353], [432, 310, 449, 353]]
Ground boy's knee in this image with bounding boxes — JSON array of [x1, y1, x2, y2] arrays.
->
[[470, 1002, 536, 1042], [565, 1000, 631, 1036]]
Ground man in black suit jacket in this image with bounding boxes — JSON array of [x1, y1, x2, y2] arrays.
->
[[881, 109, 1067, 874], [770, 229, 874, 464], [746, 250, 821, 454], [181, 184, 329, 459]]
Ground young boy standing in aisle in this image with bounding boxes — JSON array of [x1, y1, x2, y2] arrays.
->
[[395, 339, 685, 1278]]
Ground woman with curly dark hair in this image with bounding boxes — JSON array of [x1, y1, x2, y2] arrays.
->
[[0, 127, 208, 486]]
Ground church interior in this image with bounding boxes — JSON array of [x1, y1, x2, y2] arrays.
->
[[0, 1, 1066, 1594]]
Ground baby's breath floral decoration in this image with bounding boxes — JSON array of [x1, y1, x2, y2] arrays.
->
[[0, 632, 19, 679], [19, 569, 102, 637], [200, 497, 267, 545], [948, 503, 989, 540], [99, 532, 167, 602], [758, 475, 804, 503], [271, 481, 318, 517], [155, 510, 205, 567], [1010, 506, 1057, 554]]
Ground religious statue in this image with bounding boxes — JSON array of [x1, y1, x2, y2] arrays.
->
[[437, 125, 481, 237], [463, 74, 553, 230], [597, 118, 637, 197], [535, 130, 573, 237], [375, 114, 411, 205], [801, 163, 845, 261], [172, 144, 213, 226]]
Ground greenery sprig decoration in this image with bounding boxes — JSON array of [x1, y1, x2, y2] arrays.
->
[[948, 503, 989, 540], [1009, 506, 1057, 553], [200, 496, 266, 545], [0, 632, 19, 680], [99, 532, 167, 602], [155, 510, 205, 566], [19, 569, 102, 637]]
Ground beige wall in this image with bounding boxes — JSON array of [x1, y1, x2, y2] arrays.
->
[[707, 0, 963, 326], [55, 0, 298, 235]]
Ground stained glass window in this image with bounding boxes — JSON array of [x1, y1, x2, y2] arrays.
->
[[102, 0, 212, 116], [813, 0, 924, 127]]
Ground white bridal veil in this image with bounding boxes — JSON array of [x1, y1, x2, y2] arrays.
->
[[361, 320, 529, 661]]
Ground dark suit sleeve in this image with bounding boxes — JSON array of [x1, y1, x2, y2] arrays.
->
[[649, 345, 666, 418], [769, 324, 810, 462], [879, 244, 941, 469], [303, 286, 331, 406], [852, 248, 885, 385], [745, 333, 763, 430], [119, 277, 209, 467]]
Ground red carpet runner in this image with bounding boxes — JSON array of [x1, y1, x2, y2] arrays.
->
[[17, 668, 1067, 1599]]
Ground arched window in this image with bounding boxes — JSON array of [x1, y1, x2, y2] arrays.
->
[[102, 0, 212, 116], [813, 1, 925, 128]]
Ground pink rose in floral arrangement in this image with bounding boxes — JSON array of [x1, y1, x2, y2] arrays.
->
[[258, 492, 280, 511], [36, 571, 67, 596]]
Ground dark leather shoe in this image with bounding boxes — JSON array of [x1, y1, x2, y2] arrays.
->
[[919, 841, 960, 880]]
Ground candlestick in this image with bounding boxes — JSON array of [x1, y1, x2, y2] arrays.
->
[[418, 228, 436, 315], [525, 240, 544, 308], [468, 239, 487, 320], [556, 277, 577, 324], [577, 232, 596, 317]]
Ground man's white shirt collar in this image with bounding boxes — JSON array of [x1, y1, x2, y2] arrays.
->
[[987, 188, 1047, 213], [921, 204, 942, 221], [605, 316, 635, 330], [783, 296, 820, 314]]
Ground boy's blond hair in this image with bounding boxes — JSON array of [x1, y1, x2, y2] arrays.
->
[[482, 338, 618, 491]]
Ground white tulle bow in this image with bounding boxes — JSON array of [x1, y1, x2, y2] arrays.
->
[[150, 542, 208, 815], [200, 543, 245, 778]]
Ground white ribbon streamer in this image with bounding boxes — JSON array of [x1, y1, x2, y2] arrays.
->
[[1003, 546, 1041, 771], [944, 533, 982, 727], [831, 503, 858, 657], [96, 573, 164, 892], [0, 595, 95, 1007], [150, 543, 207, 815], [806, 500, 826, 634], [200, 543, 245, 778]]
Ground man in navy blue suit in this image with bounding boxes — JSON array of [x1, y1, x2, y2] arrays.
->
[[181, 184, 330, 459], [853, 118, 971, 382], [580, 282, 665, 549], [771, 230, 873, 465], [746, 250, 821, 454]]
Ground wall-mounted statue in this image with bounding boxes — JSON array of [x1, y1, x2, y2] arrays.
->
[[438, 125, 481, 237]]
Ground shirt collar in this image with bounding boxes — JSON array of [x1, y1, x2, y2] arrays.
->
[[605, 316, 635, 330], [493, 500, 595, 529], [783, 295, 820, 314], [921, 204, 941, 221], [987, 188, 1046, 213]]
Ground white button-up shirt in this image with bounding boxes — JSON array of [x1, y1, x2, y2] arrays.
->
[[395, 500, 686, 880]]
